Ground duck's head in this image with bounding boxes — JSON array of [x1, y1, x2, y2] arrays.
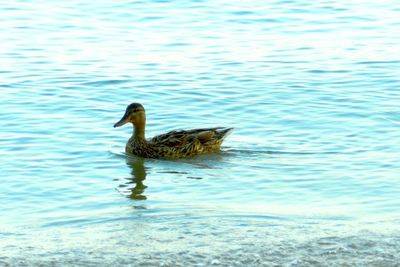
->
[[114, 103, 146, 128]]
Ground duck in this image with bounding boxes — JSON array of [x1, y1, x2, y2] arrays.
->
[[114, 103, 233, 158]]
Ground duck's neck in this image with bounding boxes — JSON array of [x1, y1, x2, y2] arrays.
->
[[133, 123, 146, 141]]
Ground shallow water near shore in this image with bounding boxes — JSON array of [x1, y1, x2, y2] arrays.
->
[[1, 0, 400, 266]]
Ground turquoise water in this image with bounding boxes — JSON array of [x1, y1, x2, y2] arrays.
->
[[1, 0, 400, 265]]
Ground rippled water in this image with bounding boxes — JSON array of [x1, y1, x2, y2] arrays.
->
[[1, 0, 400, 266]]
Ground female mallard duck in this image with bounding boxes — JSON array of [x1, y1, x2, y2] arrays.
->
[[114, 103, 233, 158]]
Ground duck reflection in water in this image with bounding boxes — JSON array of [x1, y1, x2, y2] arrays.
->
[[123, 156, 148, 200]]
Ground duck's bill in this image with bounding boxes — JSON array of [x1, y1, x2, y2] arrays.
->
[[113, 115, 128, 128]]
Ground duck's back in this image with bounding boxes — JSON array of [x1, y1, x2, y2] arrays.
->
[[149, 127, 233, 157]]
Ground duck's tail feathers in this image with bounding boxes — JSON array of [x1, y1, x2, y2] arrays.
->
[[216, 127, 234, 140]]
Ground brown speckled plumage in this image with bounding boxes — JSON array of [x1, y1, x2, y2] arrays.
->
[[114, 103, 233, 159]]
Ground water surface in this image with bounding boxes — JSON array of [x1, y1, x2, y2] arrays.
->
[[1, 0, 400, 266]]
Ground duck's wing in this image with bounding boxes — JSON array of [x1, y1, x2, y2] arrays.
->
[[150, 127, 233, 147]]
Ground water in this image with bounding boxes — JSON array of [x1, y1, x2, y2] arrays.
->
[[1, 0, 400, 266]]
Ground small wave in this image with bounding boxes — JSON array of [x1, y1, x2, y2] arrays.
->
[[356, 60, 400, 65], [225, 148, 346, 155], [83, 79, 131, 86]]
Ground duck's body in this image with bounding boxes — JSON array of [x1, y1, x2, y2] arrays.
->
[[114, 103, 233, 159]]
